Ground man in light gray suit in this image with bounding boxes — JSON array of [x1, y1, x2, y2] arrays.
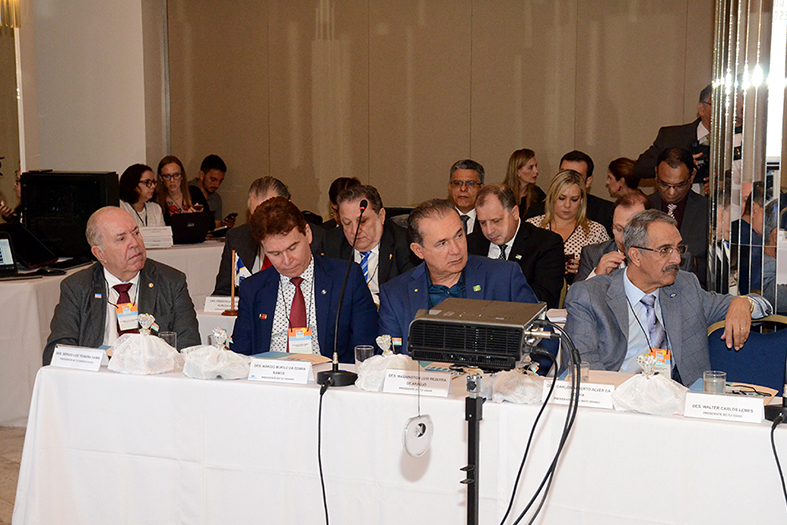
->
[[576, 191, 695, 282], [44, 207, 200, 365], [565, 209, 771, 387]]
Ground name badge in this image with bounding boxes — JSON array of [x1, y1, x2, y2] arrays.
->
[[648, 348, 671, 377], [248, 358, 313, 384], [116, 302, 139, 331], [204, 296, 233, 313], [288, 327, 312, 354], [50, 345, 108, 371], [383, 370, 451, 397]]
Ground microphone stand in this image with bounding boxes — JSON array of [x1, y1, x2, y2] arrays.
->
[[317, 199, 368, 387]]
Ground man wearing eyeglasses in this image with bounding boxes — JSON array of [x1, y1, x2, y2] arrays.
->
[[564, 209, 771, 387], [448, 159, 484, 234], [650, 147, 708, 287]]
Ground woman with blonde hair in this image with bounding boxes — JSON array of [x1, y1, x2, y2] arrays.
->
[[503, 148, 545, 216], [527, 169, 609, 282], [155, 155, 208, 224]]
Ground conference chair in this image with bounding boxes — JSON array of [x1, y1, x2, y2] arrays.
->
[[706, 314, 787, 395]]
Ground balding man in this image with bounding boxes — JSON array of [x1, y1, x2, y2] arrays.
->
[[44, 207, 200, 365]]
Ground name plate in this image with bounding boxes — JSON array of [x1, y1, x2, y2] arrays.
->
[[204, 296, 233, 313], [50, 345, 108, 371], [684, 392, 764, 424], [383, 370, 451, 397], [247, 358, 313, 384], [542, 380, 615, 409]]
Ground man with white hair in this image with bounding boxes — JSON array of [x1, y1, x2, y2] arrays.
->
[[44, 206, 200, 365]]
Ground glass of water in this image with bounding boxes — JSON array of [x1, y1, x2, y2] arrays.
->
[[703, 370, 726, 394]]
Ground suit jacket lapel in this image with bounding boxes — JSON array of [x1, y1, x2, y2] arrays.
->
[[137, 263, 154, 315], [509, 223, 531, 261], [407, 263, 429, 316], [88, 265, 108, 346], [313, 257, 332, 350], [378, 225, 394, 283], [606, 272, 629, 342], [659, 285, 683, 366], [464, 256, 485, 298]]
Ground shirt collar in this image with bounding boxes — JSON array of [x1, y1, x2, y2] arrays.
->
[[354, 244, 380, 258], [103, 267, 140, 288], [278, 256, 315, 284], [456, 207, 476, 220], [623, 266, 653, 306], [697, 120, 710, 141]]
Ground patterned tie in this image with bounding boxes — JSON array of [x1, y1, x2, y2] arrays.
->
[[461, 215, 470, 233], [113, 283, 139, 336], [498, 245, 507, 260], [288, 276, 307, 352], [666, 203, 677, 218], [640, 294, 666, 350], [360, 251, 371, 283]]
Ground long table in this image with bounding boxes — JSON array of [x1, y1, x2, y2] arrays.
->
[[13, 366, 787, 523]]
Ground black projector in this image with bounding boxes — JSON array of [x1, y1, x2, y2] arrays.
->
[[407, 298, 547, 370]]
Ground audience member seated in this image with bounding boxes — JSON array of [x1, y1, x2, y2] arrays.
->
[[378, 199, 539, 352], [526, 150, 615, 235], [231, 197, 377, 362], [575, 191, 696, 282], [649, 147, 708, 287], [43, 207, 201, 365], [605, 158, 639, 199], [190, 154, 235, 229], [0, 172, 21, 223], [119, 163, 166, 228], [468, 184, 564, 308], [317, 184, 415, 303], [527, 170, 610, 285], [156, 155, 208, 225], [503, 148, 545, 218], [564, 209, 771, 387], [321, 177, 361, 230], [635, 84, 712, 183], [448, 159, 485, 234], [213, 176, 324, 296]]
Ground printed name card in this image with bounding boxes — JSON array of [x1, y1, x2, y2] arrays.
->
[[542, 380, 615, 409], [50, 345, 108, 371], [684, 392, 764, 424], [247, 358, 313, 384], [383, 370, 451, 397], [204, 296, 233, 313]]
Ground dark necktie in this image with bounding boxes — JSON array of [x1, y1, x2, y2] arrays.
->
[[261, 255, 272, 271], [113, 283, 139, 336], [360, 251, 371, 282], [288, 276, 307, 352], [498, 245, 508, 260], [461, 215, 470, 233]]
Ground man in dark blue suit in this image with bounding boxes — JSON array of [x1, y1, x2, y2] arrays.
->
[[378, 199, 540, 352], [232, 197, 377, 363]]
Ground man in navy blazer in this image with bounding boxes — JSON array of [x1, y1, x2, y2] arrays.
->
[[565, 209, 770, 387], [378, 199, 540, 352], [231, 198, 377, 363]]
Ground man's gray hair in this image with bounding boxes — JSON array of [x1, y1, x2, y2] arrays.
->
[[622, 209, 677, 255], [449, 159, 485, 184], [85, 214, 103, 248]]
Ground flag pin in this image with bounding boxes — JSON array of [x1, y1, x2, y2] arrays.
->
[[669, 293, 677, 298], [94, 293, 102, 299], [473, 285, 481, 292], [260, 313, 267, 320]]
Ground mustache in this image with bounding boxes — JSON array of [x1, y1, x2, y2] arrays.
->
[[663, 264, 679, 272]]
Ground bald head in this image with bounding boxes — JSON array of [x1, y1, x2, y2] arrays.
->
[[87, 206, 147, 281]]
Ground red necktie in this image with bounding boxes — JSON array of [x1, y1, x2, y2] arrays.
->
[[288, 277, 306, 352], [261, 256, 272, 271], [113, 283, 139, 336]]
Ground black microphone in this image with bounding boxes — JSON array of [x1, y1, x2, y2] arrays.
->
[[317, 199, 368, 387]]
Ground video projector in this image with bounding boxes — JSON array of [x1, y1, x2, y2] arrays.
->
[[407, 298, 547, 371]]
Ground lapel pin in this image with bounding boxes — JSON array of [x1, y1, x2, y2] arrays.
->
[[94, 293, 102, 299], [669, 293, 677, 298], [321, 289, 327, 295], [414, 288, 419, 293], [148, 282, 154, 288], [473, 285, 481, 292], [389, 254, 393, 260], [515, 254, 522, 260], [260, 313, 267, 320]]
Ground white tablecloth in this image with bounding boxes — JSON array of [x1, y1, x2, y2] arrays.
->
[[13, 366, 787, 524], [0, 273, 71, 426], [196, 309, 237, 345], [146, 240, 224, 308]]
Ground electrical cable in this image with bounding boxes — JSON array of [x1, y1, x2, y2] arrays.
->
[[317, 380, 331, 524], [771, 413, 787, 510], [510, 321, 581, 524], [499, 350, 558, 525]]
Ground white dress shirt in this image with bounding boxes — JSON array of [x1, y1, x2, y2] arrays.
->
[[102, 268, 141, 346], [269, 258, 320, 355]]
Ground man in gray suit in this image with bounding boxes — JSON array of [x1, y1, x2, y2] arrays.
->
[[649, 147, 708, 287], [576, 191, 696, 282], [44, 207, 201, 365], [565, 209, 770, 387]]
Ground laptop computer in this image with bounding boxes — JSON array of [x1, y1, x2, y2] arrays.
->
[[169, 211, 214, 244], [0, 222, 58, 269], [0, 232, 42, 281]]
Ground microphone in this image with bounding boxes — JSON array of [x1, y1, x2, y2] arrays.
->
[[317, 198, 368, 387]]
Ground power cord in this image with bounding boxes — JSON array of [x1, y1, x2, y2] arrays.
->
[[318, 379, 332, 524], [771, 413, 787, 509]]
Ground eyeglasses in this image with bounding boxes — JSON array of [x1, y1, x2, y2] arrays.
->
[[656, 178, 692, 191], [451, 180, 480, 188], [160, 173, 182, 181], [138, 180, 156, 188], [634, 244, 688, 257]]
